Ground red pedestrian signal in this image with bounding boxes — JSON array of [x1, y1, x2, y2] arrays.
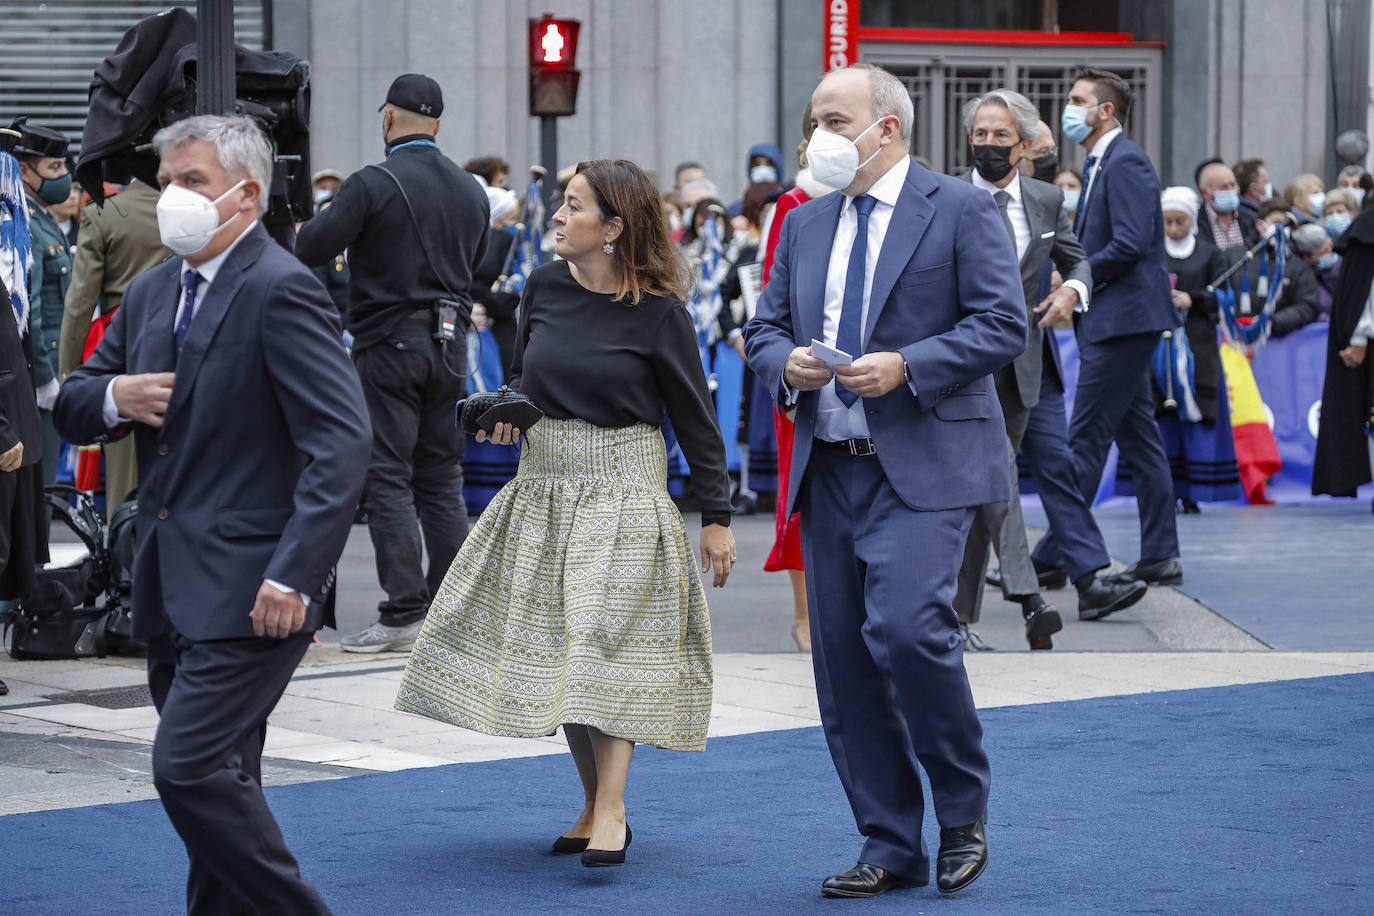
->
[[529, 16, 581, 117], [529, 16, 580, 69]]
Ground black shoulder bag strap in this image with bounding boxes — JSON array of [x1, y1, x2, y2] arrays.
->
[[368, 162, 463, 304]]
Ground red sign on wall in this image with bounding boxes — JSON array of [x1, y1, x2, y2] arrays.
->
[[825, 0, 859, 72]]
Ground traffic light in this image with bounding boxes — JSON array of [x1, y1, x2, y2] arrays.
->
[[529, 15, 581, 117]]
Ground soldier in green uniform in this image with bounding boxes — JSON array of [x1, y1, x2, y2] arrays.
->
[[13, 119, 72, 489]]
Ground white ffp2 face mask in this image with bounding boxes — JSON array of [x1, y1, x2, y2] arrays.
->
[[156, 179, 248, 257], [806, 119, 884, 191]]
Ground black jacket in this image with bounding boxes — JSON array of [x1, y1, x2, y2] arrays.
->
[[1165, 238, 1228, 423], [1313, 207, 1374, 496], [0, 279, 42, 466], [294, 137, 490, 349]]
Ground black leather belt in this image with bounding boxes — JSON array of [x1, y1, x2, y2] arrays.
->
[[816, 437, 877, 456]]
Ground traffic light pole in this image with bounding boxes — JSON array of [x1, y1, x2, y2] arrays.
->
[[540, 115, 559, 218], [197, 0, 236, 115]]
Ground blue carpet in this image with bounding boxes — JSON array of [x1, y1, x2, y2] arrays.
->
[[3, 674, 1372, 914], [1024, 502, 1374, 650]]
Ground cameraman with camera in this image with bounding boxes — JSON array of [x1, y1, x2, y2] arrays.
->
[[296, 73, 490, 653]]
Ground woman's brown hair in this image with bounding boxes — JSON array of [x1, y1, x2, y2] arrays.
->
[[575, 159, 690, 305]]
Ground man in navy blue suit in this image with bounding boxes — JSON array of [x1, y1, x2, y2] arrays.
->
[[745, 64, 1025, 898], [56, 116, 370, 915], [1032, 68, 1184, 587]]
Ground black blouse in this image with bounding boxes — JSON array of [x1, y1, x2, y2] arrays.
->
[[509, 261, 732, 527]]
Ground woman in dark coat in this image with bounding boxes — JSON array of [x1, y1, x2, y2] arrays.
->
[[0, 276, 50, 694], [1313, 205, 1374, 503]]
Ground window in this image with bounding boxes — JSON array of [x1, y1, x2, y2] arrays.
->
[[0, 1, 268, 155]]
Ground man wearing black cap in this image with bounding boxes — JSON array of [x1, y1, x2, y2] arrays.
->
[[296, 73, 490, 653], [13, 118, 73, 490]]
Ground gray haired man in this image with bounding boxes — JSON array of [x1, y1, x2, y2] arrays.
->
[[953, 89, 1146, 649], [56, 115, 370, 914]]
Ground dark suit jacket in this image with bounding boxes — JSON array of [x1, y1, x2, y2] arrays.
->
[[958, 172, 1091, 409], [54, 224, 372, 641], [0, 279, 42, 467], [1073, 135, 1181, 345], [744, 157, 1027, 517]]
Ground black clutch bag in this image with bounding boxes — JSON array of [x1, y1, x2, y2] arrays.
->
[[455, 386, 545, 436]]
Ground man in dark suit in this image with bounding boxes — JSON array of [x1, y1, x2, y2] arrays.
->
[[745, 64, 1026, 898], [955, 98, 1148, 649], [55, 116, 370, 915], [1033, 68, 1183, 587]]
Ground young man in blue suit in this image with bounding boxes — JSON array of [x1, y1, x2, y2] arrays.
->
[[1032, 68, 1184, 587], [745, 64, 1026, 898], [56, 116, 371, 915]]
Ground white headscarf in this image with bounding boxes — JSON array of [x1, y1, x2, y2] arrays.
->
[[485, 186, 518, 225], [1161, 185, 1199, 259]]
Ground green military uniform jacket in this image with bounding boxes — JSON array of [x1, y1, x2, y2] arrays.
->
[[26, 194, 70, 388], [60, 180, 171, 377]]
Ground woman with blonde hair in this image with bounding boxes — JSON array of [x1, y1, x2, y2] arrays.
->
[[396, 159, 736, 868], [1284, 172, 1326, 224]]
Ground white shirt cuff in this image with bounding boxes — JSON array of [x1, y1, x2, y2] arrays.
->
[[102, 377, 130, 427], [1063, 279, 1089, 313], [264, 579, 298, 596]]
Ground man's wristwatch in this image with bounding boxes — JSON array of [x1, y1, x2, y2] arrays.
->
[[903, 362, 912, 382]]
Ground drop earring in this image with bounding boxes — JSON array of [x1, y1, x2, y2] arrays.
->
[[602, 242, 615, 255]]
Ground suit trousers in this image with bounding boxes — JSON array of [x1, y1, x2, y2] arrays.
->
[[148, 628, 331, 915], [955, 370, 1036, 623], [1034, 331, 1179, 566], [1024, 362, 1112, 581], [353, 315, 469, 625], [801, 443, 990, 880]]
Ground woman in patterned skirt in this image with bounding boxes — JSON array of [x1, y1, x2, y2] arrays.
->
[[395, 159, 736, 868]]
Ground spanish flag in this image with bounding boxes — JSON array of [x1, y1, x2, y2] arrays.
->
[[1219, 342, 1282, 504]]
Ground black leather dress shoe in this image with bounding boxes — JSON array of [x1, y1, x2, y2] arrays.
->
[[1021, 595, 1062, 650], [1078, 577, 1148, 620], [957, 623, 994, 652], [986, 566, 1068, 591], [1103, 557, 1183, 586], [0, 678, 7, 696], [1033, 564, 1069, 590], [821, 862, 926, 898], [936, 819, 988, 893]]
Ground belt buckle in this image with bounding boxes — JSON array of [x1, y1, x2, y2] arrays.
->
[[847, 437, 876, 457]]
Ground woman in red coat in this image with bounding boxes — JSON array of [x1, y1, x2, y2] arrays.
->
[[759, 113, 832, 651]]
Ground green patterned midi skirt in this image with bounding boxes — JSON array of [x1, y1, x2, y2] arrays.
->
[[395, 418, 713, 751]]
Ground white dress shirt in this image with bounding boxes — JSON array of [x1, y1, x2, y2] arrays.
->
[[102, 220, 259, 428], [813, 156, 918, 442], [1078, 126, 1122, 214], [970, 170, 1089, 309]]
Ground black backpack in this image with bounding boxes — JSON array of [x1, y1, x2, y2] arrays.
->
[[4, 486, 110, 659], [101, 493, 142, 652]]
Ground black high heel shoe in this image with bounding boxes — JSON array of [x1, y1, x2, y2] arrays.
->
[[580, 822, 632, 867], [551, 834, 590, 855]]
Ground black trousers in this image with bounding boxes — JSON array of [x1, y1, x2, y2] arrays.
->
[[148, 629, 331, 915], [354, 315, 469, 626]]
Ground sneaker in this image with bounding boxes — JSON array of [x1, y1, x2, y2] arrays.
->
[[339, 620, 422, 654]]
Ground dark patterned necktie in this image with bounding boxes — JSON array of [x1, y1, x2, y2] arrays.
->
[[174, 270, 203, 355]]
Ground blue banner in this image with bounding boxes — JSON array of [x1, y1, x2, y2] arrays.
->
[[1027, 323, 1347, 505]]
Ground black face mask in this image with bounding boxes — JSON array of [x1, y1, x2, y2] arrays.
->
[[972, 144, 1017, 182], [1032, 154, 1059, 183]]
